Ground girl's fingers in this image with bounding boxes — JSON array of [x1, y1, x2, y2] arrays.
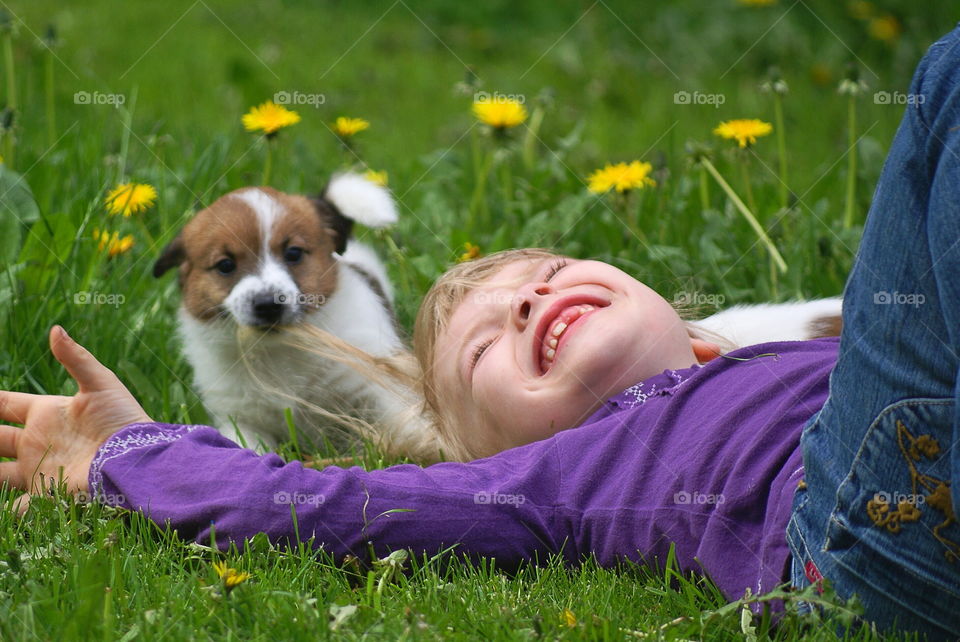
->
[[0, 391, 35, 424], [0, 461, 26, 492], [48, 326, 120, 394], [12, 492, 31, 517], [0, 424, 20, 458]]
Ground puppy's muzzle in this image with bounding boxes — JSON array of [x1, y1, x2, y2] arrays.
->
[[252, 292, 286, 326]]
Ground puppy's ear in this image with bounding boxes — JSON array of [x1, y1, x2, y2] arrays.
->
[[153, 233, 186, 277], [310, 197, 353, 255]]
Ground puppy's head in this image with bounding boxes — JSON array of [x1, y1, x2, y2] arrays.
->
[[153, 187, 346, 328]]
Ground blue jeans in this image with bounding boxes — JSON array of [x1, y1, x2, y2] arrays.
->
[[787, 25, 960, 639]]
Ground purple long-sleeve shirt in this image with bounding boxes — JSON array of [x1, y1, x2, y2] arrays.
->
[[89, 338, 837, 601]]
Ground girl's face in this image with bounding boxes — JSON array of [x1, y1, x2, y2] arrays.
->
[[434, 256, 719, 457]]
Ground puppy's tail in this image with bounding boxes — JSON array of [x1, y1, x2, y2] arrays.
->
[[322, 172, 398, 229]]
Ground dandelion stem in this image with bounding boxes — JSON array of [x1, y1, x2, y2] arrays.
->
[[699, 166, 710, 212], [522, 105, 544, 171], [468, 147, 493, 232], [843, 94, 858, 228], [262, 139, 273, 185], [2, 27, 15, 165], [738, 154, 757, 217], [499, 155, 512, 214], [701, 157, 787, 274], [773, 93, 788, 209]]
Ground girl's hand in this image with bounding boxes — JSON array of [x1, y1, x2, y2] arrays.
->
[[0, 326, 152, 515]]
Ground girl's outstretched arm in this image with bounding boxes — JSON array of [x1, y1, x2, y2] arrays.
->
[[0, 328, 569, 568]]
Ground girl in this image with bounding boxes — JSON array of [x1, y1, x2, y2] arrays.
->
[[4, 25, 960, 640]]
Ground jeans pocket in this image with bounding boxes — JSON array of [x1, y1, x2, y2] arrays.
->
[[822, 399, 960, 632]]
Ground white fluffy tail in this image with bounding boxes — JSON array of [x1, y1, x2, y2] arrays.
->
[[691, 297, 843, 348], [323, 173, 398, 228]]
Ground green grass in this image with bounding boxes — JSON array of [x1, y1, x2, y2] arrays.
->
[[0, 0, 955, 639]]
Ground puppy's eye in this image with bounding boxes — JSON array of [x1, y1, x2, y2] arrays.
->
[[215, 258, 236, 275], [284, 246, 304, 264]]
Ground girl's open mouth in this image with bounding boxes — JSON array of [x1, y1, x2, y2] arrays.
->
[[538, 303, 601, 375]]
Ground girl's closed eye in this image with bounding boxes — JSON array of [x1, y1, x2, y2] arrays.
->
[[544, 258, 568, 282], [470, 339, 493, 370]]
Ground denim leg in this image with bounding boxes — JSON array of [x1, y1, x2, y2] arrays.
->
[[787, 25, 960, 639]]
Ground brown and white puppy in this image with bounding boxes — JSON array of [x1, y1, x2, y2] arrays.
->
[[153, 173, 435, 458]]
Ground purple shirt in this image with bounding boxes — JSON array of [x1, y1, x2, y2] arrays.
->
[[90, 338, 837, 601]]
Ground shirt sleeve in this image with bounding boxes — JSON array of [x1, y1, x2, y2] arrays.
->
[[88, 423, 575, 568]]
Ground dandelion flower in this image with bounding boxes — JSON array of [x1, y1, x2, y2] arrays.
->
[[868, 15, 901, 43], [713, 119, 773, 148], [458, 242, 481, 262], [363, 169, 388, 186], [105, 182, 157, 217], [472, 97, 527, 129], [213, 561, 252, 592], [93, 229, 135, 258], [587, 161, 656, 194], [333, 117, 370, 138], [242, 101, 301, 135], [560, 608, 577, 627]]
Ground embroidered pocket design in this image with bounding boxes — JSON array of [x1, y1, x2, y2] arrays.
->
[[865, 420, 958, 563]]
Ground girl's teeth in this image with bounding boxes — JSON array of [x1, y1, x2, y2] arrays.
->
[[551, 322, 567, 337], [548, 338, 558, 349], [541, 303, 599, 373], [546, 348, 555, 359]]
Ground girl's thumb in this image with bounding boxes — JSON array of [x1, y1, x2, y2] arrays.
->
[[49, 326, 118, 393]]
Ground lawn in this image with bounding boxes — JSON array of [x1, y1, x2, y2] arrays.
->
[[0, 0, 954, 639]]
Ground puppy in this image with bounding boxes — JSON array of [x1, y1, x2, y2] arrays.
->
[[153, 173, 437, 459], [691, 297, 843, 348]]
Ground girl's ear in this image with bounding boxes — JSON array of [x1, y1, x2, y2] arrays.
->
[[690, 338, 722, 364]]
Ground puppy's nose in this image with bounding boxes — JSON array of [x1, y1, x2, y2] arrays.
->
[[252, 293, 284, 324]]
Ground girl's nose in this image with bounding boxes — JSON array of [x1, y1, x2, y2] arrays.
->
[[511, 282, 553, 331]]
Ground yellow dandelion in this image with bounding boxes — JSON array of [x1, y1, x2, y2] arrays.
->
[[458, 242, 482, 263], [560, 608, 577, 627], [363, 169, 388, 186], [713, 119, 773, 148], [333, 117, 370, 138], [93, 229, 135, 258], [472, 97, 527, 129], [242, 101, 301, 135], [868, 15, 901, 43], [213, 561, 252, 592], [105, 182, 157, 217], [587, 160, 657, 194]]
